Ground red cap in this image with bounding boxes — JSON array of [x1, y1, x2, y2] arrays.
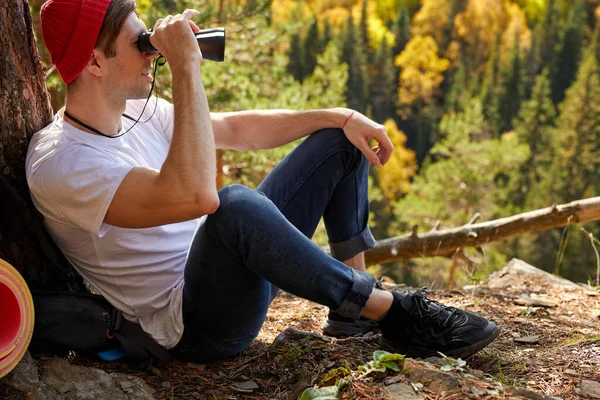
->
[[41, 0, 112, 84]]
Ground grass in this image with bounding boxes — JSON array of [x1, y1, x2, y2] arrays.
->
[[273, 341, 312, 364], [566, 333, 600, 346], [497, 361, 528, 386]]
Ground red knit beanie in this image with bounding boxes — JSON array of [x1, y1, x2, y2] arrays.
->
[[41, 0, 112, 84]]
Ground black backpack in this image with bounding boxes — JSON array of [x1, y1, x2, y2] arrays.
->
[[0, 174, 170, 371]]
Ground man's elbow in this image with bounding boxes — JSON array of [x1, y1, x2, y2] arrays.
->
[[196, 191, 220, 215]]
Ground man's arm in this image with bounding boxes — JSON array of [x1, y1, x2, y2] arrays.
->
[[105, 10, 218, 229], [212, 109, 345, 150], [212, 108, 394, 167]]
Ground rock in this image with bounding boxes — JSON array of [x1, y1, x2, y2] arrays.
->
[[468, 368, 485, 379], [470, 386, 487, 396], [402, 359, 459, 392], [384, 375, 403, 385], [386, 382, 424, 399], [514, 295, 557, 308], [487, 259, 581, 290], [509, 386, 564, 400], [1, 352, 156, 400], [514, 335, 542, 344], [2, 352, 63, 400], [229, 381, 259, 393], [576, 380, 600, 399]]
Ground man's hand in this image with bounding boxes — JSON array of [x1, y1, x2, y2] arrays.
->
[[149, 9, 203, 64], [342, 111, 394, 167]]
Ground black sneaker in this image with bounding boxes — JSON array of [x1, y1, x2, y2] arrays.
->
[[377, 289, 500, 358], [323, 311, 376, 337]]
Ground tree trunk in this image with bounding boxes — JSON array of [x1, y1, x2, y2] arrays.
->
[[0, 0, 83, 290], [364, 196, 600, 266]]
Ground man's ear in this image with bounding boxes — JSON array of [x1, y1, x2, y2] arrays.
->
[[85, 49, 105, 77]]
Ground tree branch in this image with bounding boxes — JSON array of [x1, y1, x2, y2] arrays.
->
[[360, 197, 600, 266]]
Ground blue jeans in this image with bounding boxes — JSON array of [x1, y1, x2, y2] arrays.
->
[[170, 128, 377, 361]]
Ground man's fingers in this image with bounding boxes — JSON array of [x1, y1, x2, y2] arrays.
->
[[189, 20, 201, 33], [372, 130, 394, 165], [355, 140, 380, 167], [156, 9, 199, 29], [182, 8, 200, 18]]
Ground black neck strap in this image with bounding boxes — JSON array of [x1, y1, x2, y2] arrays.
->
[[63, 110, 131, 138], [62, 56, 164, 139]]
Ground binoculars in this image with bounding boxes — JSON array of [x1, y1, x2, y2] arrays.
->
[[138, 28, 226, 62]]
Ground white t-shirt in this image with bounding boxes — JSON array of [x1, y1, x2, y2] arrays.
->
[[25, 98, 198, 349]]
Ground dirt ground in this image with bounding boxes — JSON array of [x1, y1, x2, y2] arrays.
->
[[70, 261, 600, 400]]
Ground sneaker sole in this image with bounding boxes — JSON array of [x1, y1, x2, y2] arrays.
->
[[380, 321, 501, 359], [323, 320, 376, 338]]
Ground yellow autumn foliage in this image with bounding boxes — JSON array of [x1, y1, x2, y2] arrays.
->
[[271, 0, 312, 26], [364, 2, 395, 48], [500, 3, 531, 62], [377, 119, 417, 200], [136, 0, 152, 16], [272, 0, 393, 48], [453, 0, 508, 73], [395, 35, 450, 117], [411, 0, 450, 46]]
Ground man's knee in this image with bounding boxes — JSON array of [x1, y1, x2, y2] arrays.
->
[[308, 127, 351, 149], [212, 184, 271, 222], [306, 128, 366, 168]]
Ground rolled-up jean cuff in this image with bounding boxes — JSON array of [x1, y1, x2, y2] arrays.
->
[[333, 269, 376, 320], [329, 225, 376, 261]]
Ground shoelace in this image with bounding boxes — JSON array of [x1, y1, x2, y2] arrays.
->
[[412, 287, 460, 328]]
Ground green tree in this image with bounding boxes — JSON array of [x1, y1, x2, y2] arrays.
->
[[303, 18, 321, 77], [497, 32, 523, 135], [525, 0, 561, 98], [552, 50, 600, 202], [550, 0, 587, 104], [359, 0, 371, 59], [396, 99, 528, 226], [342, 12, 370, 114], [512, 69, 557, 211], [392, 0, 411, 57], [507, 70, 559, 277], [391, 99, 528, 286], [445, 62, 466, 114], [281, 41, 349, 111], [321, 18, 333, 52], [446, 0, 467, 40], [591, 21, 600, 71], [287, 32, 305, 81], [391, 0, 411, 90], [479, 42, 501, 135], [526, 46, 600, 284], [370, 41, 397, 123]]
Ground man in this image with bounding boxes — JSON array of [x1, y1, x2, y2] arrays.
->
[[26, 0, 500, 362]]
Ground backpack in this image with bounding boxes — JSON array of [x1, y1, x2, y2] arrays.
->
[[30, 290, 170, 370], [0, 174, 170, 371]]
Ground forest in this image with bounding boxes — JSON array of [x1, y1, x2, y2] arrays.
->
[[31, 0, 600, 288]]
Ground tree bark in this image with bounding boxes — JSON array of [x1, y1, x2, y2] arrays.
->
[[0, 0, 52, 192], [364, 196, 600, 266], [0, 0, 82, 290]]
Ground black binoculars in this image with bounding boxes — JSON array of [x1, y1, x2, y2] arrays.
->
[[138, 28, 226, 62]]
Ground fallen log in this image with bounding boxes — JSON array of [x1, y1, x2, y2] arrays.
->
[[362, 196, 600, 266]]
